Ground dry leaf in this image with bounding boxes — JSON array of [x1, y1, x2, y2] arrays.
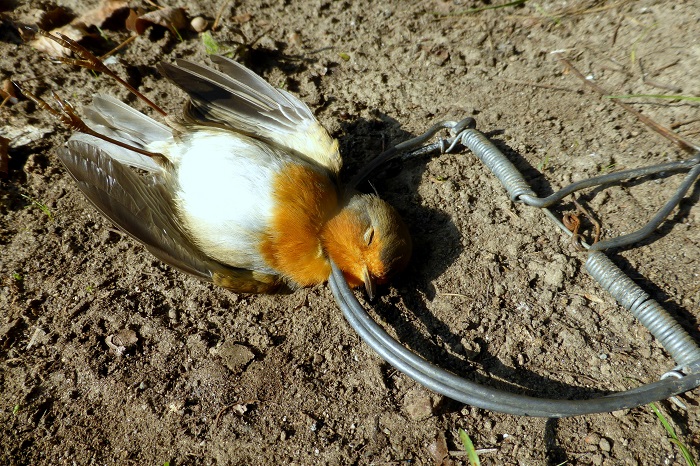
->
[[30, 0, 128, 57], [231, 13, 252, 24], [126, 7, 189, 36], [427, 432, 451, 466], [0, 124, 53, 147], [72, 0, 127, 29], [136, 7, 188, 35], [125, 9, 147, 35], [30, 23, 85, 57], [36, 6, 73, 30]]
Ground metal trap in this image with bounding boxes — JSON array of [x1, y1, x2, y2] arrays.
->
[[331, 117, 700, 417]]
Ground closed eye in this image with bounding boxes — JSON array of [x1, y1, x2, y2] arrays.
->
[[364, 227, 375, 246]]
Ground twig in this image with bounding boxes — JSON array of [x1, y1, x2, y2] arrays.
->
[[557, 55, 700, 155], [100, 35, 138, 60], [670, 118, 700, 130], [574, 198, 601, 244], [212, 0, 232, 31]]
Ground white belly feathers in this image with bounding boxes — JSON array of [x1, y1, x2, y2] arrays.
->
[[155, 129, 293, 272]]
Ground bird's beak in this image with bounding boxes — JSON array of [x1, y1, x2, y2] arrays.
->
[[362, 266, 376, 301]]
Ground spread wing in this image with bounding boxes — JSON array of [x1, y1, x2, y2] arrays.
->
[[157, 56, 342, 175], [58, 138, 288, 294]]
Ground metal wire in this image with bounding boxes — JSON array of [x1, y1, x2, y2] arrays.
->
[[330, 262, 700, 417], [346, 118, 476, 192], [519, 157, 700, 209], [586, 252, 700, 366], [589, 163, 700, 251], [329, 118, 700, 416]]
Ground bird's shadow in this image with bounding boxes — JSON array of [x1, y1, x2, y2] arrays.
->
[[335, 113, 699, 402], [337, 113, 463, 284]]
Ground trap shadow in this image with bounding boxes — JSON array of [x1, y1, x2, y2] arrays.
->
[[337, 116, 618, 400]]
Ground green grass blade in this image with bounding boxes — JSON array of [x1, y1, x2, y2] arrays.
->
[[20, 194, 53, 220], [670, 439, 697, 466], [650, 402, 677, 439], [650, 403, 697, 466], [458, 428, 481, 466]]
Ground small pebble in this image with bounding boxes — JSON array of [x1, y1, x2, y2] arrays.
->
[[585, 432, 601, 444], [191, 16, 209, 32], [403, 387, 435, 421]]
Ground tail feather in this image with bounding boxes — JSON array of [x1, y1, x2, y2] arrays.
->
[[67, 133, 160, 172], [77, 94, 173, 172]]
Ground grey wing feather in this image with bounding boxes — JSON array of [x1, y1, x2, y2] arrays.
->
[[88, 94, 172, 145], [80, 94, 172, 172], [157, 57, 342, 174], [58, 139, 287, 293]]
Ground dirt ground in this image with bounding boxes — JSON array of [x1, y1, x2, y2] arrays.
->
[[2, 0, 700, 464]]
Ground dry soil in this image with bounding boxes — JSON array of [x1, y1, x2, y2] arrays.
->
[[1, 1, 700, 465]]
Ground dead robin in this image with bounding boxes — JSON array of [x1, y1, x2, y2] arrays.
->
[[23, 33, 412, 298]]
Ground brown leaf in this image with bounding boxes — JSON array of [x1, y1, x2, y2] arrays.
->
[[427, 432, 452, 466], [231, 13, 252, 24], [125, 8, 147, 35], [72, 0, 127, 29], [30, 23, 86, 57], [30, 0, 128, 57], [138, 7, 188, 31], [36, 6, 74, 31]]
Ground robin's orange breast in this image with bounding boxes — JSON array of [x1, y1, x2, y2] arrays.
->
[[260, 163, 339, 286]]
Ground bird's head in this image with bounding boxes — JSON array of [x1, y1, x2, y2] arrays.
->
[[321, 193, 412, 299]]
